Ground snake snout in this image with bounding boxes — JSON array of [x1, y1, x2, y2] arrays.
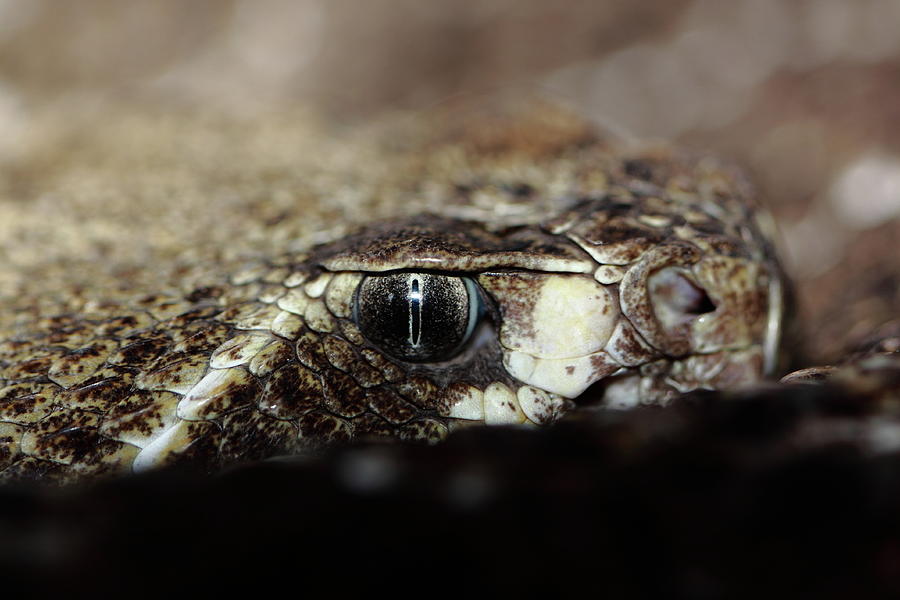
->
[[479, 272, 622, 398]]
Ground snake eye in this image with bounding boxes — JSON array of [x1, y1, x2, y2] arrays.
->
[[354, 273, 480, 362]]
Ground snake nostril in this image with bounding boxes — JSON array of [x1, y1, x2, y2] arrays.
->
[[648, 267, 716, 330], [682, 284, 716, 316]]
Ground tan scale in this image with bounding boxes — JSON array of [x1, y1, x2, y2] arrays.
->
[[270, 310, 305, 339], [134, 353, 209, 395], [445, 383, 485, 421], [209, 333, 274, 369], [175, 367, 259, 421], [248, 339, 294, 378], [516, 386, 572, 425], [99, 391, 181, 448], [483, 382, 526, 425], [303, 273, 333, 299], [303, 300, 336, 333]]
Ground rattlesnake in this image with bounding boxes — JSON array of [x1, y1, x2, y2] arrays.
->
[[0, 102, 814, 483]]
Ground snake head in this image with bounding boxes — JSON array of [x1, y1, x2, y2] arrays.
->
[[119, 162, 783, 476], [317, 182, 784, 424], [0, 116, 787, 480]]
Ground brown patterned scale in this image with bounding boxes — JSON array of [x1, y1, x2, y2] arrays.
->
[[0, 114, 786, 483]]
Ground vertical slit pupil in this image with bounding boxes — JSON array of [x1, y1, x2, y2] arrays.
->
[[410, 277, 421, 346]]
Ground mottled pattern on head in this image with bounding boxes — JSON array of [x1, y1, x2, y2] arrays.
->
[[0, 104, 785, 482]]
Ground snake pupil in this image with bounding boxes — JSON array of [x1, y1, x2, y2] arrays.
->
[[410, 277, 422, 347], [355, 272, 478, 362]]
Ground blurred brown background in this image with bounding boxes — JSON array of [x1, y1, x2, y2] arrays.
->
[[1, 0, 899, 363]]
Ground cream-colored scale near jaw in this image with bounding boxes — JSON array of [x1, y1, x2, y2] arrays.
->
[[479, 272, 620, 398]]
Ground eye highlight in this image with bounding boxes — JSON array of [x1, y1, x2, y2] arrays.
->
[[354, 273, 480, 362]]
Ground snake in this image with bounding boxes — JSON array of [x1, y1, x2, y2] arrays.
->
[[0, 104, 787, 483]]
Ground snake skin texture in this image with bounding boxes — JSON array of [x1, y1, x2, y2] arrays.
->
[[0, 106, 785, 483]]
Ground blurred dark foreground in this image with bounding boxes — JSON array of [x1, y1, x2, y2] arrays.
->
[[1, 359, 899, 599]]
